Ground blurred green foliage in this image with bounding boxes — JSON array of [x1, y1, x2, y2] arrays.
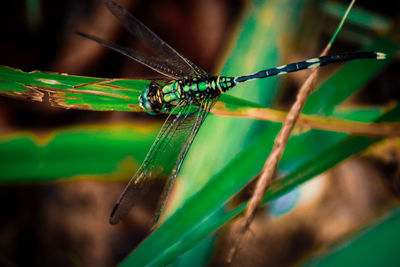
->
[[304, 209, 400, 267]]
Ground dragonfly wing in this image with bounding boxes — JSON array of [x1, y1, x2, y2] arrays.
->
[[77, 32, 188, 80], [151, 97, 218, 225], [106, 1, 207, 78], [109, 98, 217, 225]]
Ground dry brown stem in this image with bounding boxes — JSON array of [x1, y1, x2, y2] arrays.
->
[[227, 46, 331, 262]]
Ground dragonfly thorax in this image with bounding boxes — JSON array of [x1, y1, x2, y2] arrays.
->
[[140, 76, 236, 115]]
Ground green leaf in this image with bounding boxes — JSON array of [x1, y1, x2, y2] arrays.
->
[[0, 65, 147, 111], [0, 66, 281, 117], [0, 123, 159, 182]]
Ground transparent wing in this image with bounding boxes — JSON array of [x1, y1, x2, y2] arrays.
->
[[105, 0, 207, 78], [76, 32, 191, 79], [109, 97, 218, 225]]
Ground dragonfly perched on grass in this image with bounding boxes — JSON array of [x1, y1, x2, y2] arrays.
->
[[77, 1, 385, 226]]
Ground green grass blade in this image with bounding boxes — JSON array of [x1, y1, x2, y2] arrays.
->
[[327, 0, 355, 46], [0, 65, 263, 114], [0, 123, 159, 182], [0, 66, 148, 111], [321, 1, 390, 32]]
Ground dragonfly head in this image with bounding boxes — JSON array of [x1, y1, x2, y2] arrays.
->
[[139, 83, 162, 115]]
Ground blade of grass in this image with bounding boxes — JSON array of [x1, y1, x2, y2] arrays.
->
[[0, 66, 147, 111], [0, 123, 159, 182], [1, 63, 396, 138]]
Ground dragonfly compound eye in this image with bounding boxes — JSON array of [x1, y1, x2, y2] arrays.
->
[[139, 85, 160, 115]]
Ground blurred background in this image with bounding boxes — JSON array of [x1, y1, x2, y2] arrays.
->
[[0, 0, 399, 266]]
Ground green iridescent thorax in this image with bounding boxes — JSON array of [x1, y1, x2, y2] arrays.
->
[[161, 80, 181, 103], [160, 76, 236, 104]]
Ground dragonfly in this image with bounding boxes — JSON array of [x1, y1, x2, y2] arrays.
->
[[77, 1, 385, 226]]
